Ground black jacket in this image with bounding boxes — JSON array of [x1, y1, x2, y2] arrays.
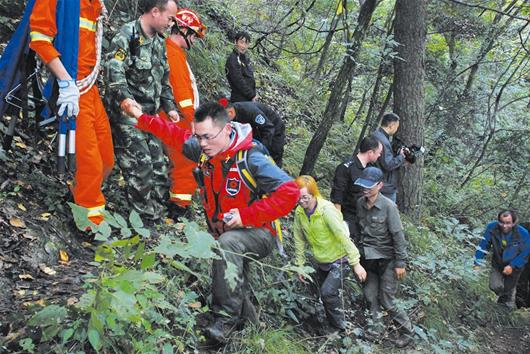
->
[[232, 102, 285, 167], [330, 156, 369, 220], [225, 49, 256, 102]]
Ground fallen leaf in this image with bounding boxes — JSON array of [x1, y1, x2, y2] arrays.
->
[[9, 218, 26, 228], [35, 299, 45, 306], [15, 141, 27, 149], [18, 274, 34, 281], [82, 242, 93, 248], [164, 218, 175, 225], [59, 250, 69, 264], [40, 212, 52, 221], [17, 203, 27, 211], [39, 264, 57, 276], [21, 233, 36, 241], [175, 223, 185, 232], [188, 301, 202, 309], [67, 297, 78, 306], [16, 290, 26, 296]]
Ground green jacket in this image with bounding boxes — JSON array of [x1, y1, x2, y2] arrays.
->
[[105, 19, 177, 114], [293, 197, 361, 267]]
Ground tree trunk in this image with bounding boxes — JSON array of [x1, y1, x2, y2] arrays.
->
[[300, 0, 378, 175], [393, 0, 426, 218]]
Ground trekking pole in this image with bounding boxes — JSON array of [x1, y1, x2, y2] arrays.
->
[[67, 115, 76, 172], [57, 114, 67, 175]]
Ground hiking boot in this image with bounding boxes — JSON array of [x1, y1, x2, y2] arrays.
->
[[394, 333, 413, 348], [167, 203, 190, 221], [205, 317, 239, 343]]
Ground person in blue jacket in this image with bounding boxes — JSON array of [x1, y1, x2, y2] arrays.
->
[[474, 210, 530, 309]]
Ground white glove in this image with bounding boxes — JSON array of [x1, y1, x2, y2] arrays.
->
[[57, 79, 80, 117]]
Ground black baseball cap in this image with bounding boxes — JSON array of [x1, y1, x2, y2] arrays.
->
[[354, 167, 383, 189]]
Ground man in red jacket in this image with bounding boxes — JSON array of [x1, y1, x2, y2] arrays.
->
[[129, 102, 299, 342]]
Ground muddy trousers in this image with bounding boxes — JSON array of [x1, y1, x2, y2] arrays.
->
[[490, 267, 522, 309], [316, 263, 350, 330], [72, 86, 114, 224], [362, 259, 413, 333], [212, 228, 275, 322]]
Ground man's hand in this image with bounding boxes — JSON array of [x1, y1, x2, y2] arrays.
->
[[120, 98, 142, 117], [168, 110, 180, 122], [353, 264, 367, 282], [395, 267, 406, 280], [503, 265, 513, 275], [57, 79, 80, 117], [298, 274, 305, 282], [224, 208, 243, 229]]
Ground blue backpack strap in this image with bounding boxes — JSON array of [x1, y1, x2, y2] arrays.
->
[[41, 0, 80, 118]]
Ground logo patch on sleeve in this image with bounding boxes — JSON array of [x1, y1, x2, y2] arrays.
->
[[226, 178, 241, 196], [255, 114, 266, 125], [114, 48, 127, 61]]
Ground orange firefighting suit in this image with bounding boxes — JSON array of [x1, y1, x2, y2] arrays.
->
[[29, 0, 114, 224], [160, 37, 199, 207]]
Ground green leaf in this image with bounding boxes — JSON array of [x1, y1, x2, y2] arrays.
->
[[77, 291, 96, 310], [68, 203, 92, 232], [120, 227, 132, 238], [87, 328, 102, 352], [114, 213, 128, 228], [19, 338, 35, 353], [143, 271, 164, 283], [94, 244, 114, 263], [224, 261, 238, 291], [129, 210, 144, 229], [94, 222, 112, 241], [184, 222, 218, 259], [61, 328, 75, 343], [28, 305, 68, 327], [162, 343, 174, 354], [169, 259, 203, 279], [154, 235, 187, 258], [141, 252, 156, 269], [135, 227, 151, 238], [133, 242, 146, 262]]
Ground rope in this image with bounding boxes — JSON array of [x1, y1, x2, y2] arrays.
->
[[77, 0, 108, 94]]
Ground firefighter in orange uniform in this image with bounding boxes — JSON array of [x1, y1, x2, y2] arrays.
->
[[161, 8, 206, 216], [29, 0, 114, 225]]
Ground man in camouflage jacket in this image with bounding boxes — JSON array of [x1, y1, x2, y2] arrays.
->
[[105, 0, 179, 221]]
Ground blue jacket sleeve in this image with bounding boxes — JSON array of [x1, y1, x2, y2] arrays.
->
[[510, 226, 530, 269], [474, 222, 495, 265]]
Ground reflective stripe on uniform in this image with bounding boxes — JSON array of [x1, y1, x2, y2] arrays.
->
[[87, 205, 105, 217], [179, 98, 193, 108], [170, 193, 192, 201], [79, 17, 97, 32], [30, 31, 53, 43]]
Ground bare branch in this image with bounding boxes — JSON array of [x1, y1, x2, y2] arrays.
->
[[439, 0, 530, 22]]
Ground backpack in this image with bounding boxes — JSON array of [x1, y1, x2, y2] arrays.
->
[[235, 148, 285, 256]]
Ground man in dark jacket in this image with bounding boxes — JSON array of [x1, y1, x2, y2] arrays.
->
[[355, 167, 413, 348], [222, 99, 285, 167], [372, 112, 407, 203], [225, 31, 257, 102], [129, 102, 299, 343], [330, 135, 382, 241], [474, 210, 530, 309]]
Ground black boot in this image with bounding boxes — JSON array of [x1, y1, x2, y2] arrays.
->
[[205, 317, 240, 343]]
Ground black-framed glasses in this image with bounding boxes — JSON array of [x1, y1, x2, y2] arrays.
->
[[192, 126, 225, 142]]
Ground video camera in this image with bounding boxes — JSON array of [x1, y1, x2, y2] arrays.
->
[[392, 136, 425, 164]]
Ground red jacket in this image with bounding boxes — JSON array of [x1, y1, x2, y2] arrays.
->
[[136, 115, 299, 236]]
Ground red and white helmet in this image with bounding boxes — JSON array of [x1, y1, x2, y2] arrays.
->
[[175, 8, 206, 38]]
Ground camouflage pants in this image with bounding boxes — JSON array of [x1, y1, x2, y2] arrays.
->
[[111, 113, 169, 220]]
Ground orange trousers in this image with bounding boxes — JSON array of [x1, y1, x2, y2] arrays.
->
[[161, 114, 197, 207], [71, 86, 114, 224]]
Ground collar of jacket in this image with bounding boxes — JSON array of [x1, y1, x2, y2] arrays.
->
[[359, 193, 385, 210]]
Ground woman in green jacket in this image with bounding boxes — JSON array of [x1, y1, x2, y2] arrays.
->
[[293, 175, 367, 332]]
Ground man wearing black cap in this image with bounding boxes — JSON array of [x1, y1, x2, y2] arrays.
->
[[354, 167, 413, 348]]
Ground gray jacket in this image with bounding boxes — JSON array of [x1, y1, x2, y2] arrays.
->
[[373, 127, 405, 195]]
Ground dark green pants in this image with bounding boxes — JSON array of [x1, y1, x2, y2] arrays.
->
[[212, 228, 275, 319]]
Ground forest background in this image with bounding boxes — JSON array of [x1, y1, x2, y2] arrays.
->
[[0, 0, 529, 353]]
